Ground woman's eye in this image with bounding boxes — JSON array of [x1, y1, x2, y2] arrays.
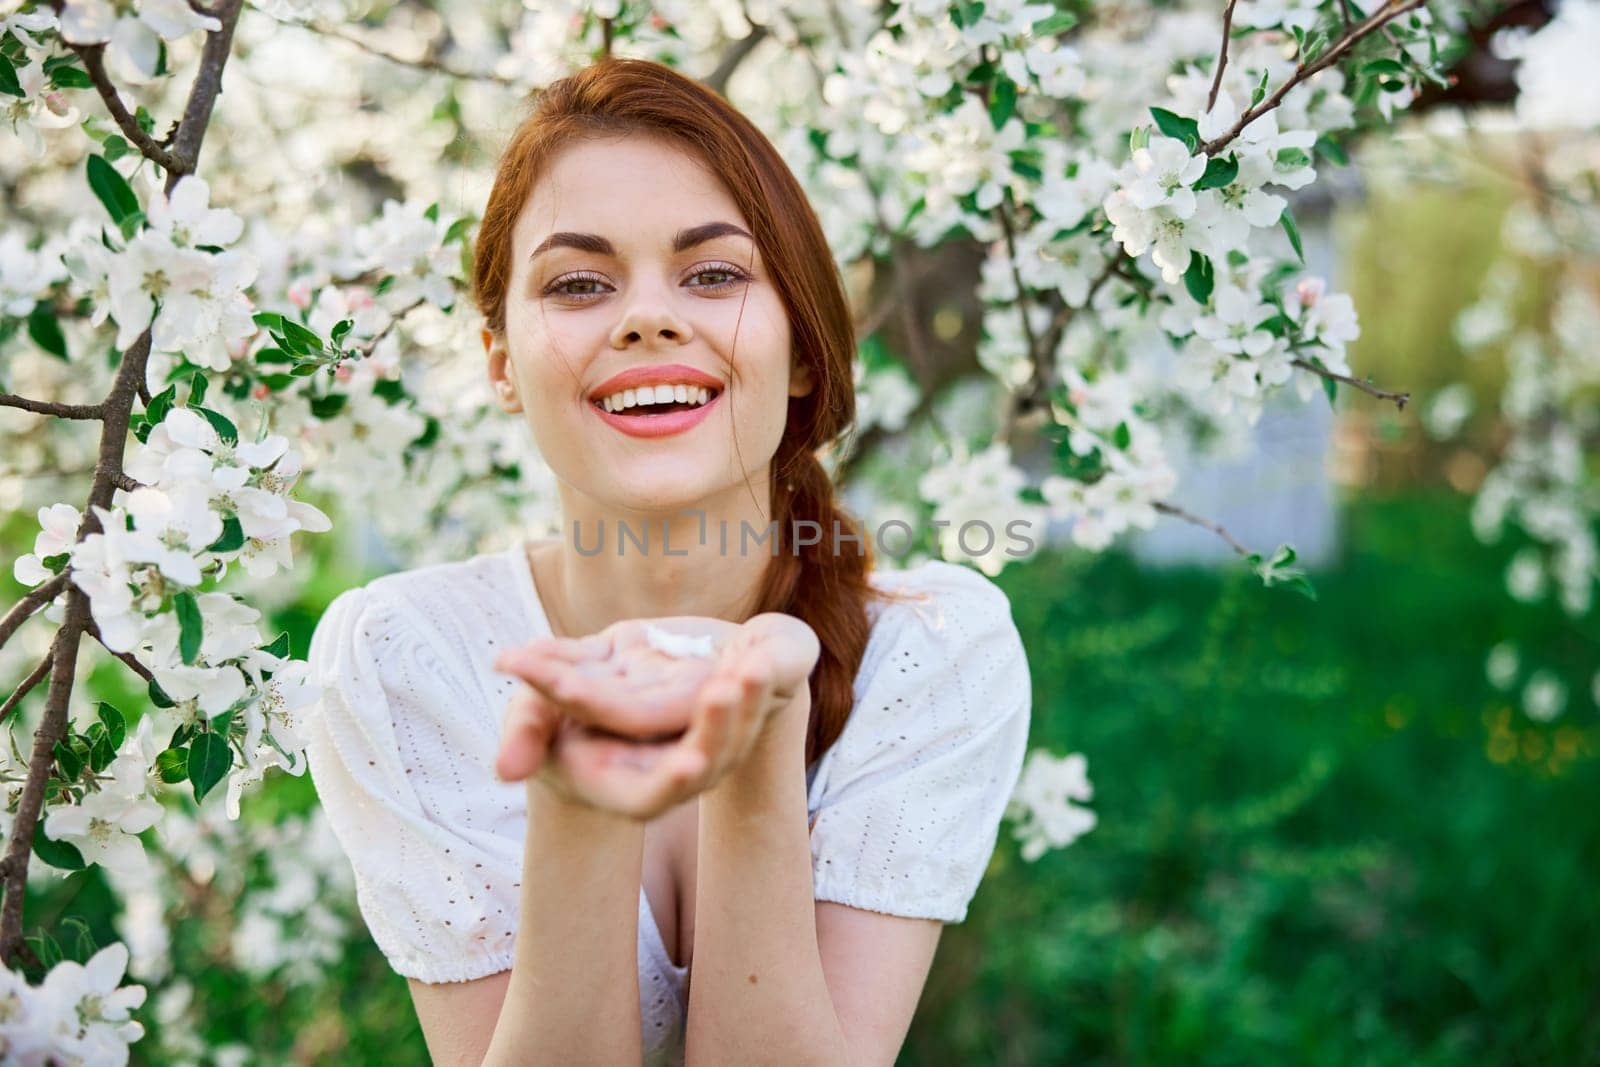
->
[[690, 267, 746, 288], [545, 265, 748, 301]]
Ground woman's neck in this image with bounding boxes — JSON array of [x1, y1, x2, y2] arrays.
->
[[527, 492, 781, 638]]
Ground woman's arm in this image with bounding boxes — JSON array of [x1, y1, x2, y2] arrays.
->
[[685, 694, 943, 1066], [466, 778, 645, 1067], [408, 779, 644, 1066]]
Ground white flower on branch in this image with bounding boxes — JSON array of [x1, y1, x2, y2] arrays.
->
[[145, 177, 244, 250], [12, 503, 82, 587], [41, 739, 162, 877], [1194, 285, 1279, 358], [58, 0, 221, 83], [1006, 750, 1097, 861], [31, 942, 147, 1066], [2, 58, 81, 158]]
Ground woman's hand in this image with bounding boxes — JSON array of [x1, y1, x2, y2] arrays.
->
[[491, 613, 820, 819]]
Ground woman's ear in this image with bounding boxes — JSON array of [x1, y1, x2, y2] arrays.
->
[[484, 329, 523, 414], [788, 359, 815, 399]]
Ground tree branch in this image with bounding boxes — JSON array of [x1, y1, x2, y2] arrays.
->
[[166, 0, 245, 193], [307, 20, 516, 84], [0, 573, 68, 655], [0, 324, 154, 969], [1200, 0, 1429, 156], [1291, 356, 1411, 409], [0, 0, 248, 965], [0, 656, 51, 724], [85, 621, 155, 685], [1153, 500, 1253, 557], [0, 394, 104, 419], [1209, 0, 1240, 113], [68, 43, 186, 173], [705, 25, 769, 95]]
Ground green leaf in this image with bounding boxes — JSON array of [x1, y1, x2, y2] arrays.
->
[[1129, 124, 1151, 153], [1148, 107, 1200, 151], [372, 378, 406, 405], [1275, 147, 1312, 169], [134, 105, 155, 135], [206, 514, 244, 553], [330, 318, 354, 345], [96, 702, 127, 750], [1183, 251, 1215, 304], [1250, 69, 1270, 108], [49, 64, 91, 90], [1194, 155, 1238, 191], [281, 318, 324, 353], [423, 201, 440, 222], [52, 739, 82, 782], [86, 155, 139, 229], [252, 311, 288, 333], [33, 824, 86, 871], [989, 75, 1017, 131], [0, 55, 22, 98], [149, 677, 175, 708], [1362, 58, 1407, 77], [1321, 372, 1338, 408], [144, 383, 176, 429], [1113, 421, 1132, 450], [156, 747, 189, 784], [187, 732, 233, 803], [262, 631, 291, 659], [1280, 208, 1305, 263], [1314, 135, 1349, 166], [1034, 10, 1078, 34], [101, 134, 130, 162], [90, 731, 116, 774], [41, 552, 69, 574], [195, 406, 238, 445], [309, 392, 348, 419], [186, 370, 209, 407], [174, 591, 203, 665]]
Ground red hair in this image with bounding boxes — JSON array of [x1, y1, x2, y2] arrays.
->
[[471, 56, 919, 765]]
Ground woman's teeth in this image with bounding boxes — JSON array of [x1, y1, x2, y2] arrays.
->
[[598, 384, 714, 415]]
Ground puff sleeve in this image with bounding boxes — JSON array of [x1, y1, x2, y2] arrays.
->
[[806, 561, 1032, 923], [304, 585, 524, 983]]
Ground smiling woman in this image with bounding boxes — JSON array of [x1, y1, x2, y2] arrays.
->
[[301, 55, 1032, 1067]]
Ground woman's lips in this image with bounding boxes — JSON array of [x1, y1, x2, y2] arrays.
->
[[592, 391, 722, 438]]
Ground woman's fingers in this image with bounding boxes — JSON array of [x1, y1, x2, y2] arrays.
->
[[496, 685, 558, 782], [497, 649, 700, 739]]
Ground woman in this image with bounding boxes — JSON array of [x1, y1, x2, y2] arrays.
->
[[304, 56, 1032, 1066]]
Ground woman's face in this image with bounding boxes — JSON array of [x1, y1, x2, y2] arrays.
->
[[484, 134, 811, 515]]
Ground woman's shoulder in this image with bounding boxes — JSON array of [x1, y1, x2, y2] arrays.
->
[[863, 557, 1018, 651], [310, 540, 530, 695], [845, 556, 1029, 729]]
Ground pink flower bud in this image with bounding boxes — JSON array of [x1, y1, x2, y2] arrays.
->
[[348, 287, 374, 310], [1295, 277, 1325, 308], [334, 364, 352, 381], [251, 383, 271, 400], [287, 280, 312, 309]]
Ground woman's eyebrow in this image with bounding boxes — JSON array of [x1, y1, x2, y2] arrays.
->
[[528, 220, 754, 262]]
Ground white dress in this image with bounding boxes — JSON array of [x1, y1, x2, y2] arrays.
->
[[303, 537, 1032, 1066]]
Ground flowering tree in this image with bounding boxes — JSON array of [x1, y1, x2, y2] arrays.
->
[[0, 0, 1500, 1058]]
